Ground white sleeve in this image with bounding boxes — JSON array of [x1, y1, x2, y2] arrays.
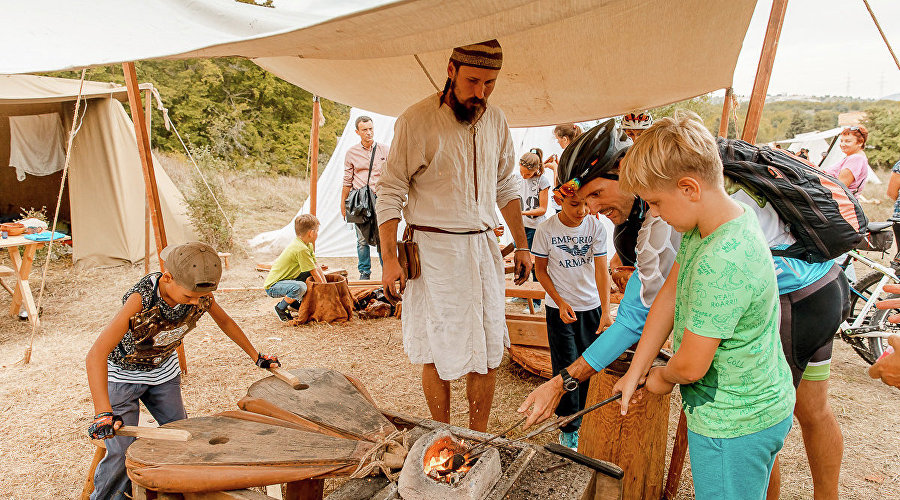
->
[[531, 221, 550, 257], [593, 218, 608, 257], [634, 216, 681, 308]]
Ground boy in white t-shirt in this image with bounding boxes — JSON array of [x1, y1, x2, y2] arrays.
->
[[531, 181, 612, 450]]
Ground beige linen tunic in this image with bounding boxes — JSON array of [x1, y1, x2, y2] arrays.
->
[[376, 93, 520, 380]]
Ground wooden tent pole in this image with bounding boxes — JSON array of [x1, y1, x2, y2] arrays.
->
[[741, 0, 789, 144], [143, 89, 152, 274], [310, 96, 321, 216], [123, 62, 167, 267], [718, 87, 734, 138]]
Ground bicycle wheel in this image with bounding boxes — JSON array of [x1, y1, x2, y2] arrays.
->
[[845, 271, 900, 364]]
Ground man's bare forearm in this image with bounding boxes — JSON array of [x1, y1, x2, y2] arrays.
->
[[499, 199, 528, 249], [379, 218, 400, 260]]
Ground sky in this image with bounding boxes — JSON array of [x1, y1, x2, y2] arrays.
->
[[731, 0, 900, 98]]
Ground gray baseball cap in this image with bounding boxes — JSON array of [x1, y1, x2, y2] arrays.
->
[[160, 242, 222, 292]]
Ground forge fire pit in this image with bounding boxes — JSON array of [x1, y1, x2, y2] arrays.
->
[[398, 429, 501, 500]]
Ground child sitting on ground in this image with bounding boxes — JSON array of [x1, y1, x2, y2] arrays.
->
[[613, 111, 794, 500], [531, 183, 612, 450], [264, 214, 327, 321], [85, 242, 281, 500]]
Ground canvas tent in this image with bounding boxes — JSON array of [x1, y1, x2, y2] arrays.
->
[[2, 0, 757, 127], [0, 75, 195, 268], [249, 108, 616, 260]]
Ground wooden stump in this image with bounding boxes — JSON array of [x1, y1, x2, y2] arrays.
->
[[578, 359, 670, 500], [293, 275, 354, 324]]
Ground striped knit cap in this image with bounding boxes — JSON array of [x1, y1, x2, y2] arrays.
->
[[449, 39, 503, 70]]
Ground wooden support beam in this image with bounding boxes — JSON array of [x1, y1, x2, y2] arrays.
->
[[741, 0, 789, 144], [123, 62, 167, 268], [144, 89, 152, 274], [718, 87, 733, 138], [284, 478, 323, 500], [506, 314, 549, 348], [309, 96, 321, 216]]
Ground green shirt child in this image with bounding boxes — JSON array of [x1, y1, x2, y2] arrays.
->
[[673, 203, 794, 438]]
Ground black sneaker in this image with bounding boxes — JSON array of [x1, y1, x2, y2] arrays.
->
[[360, 273, 371, 280], [274, 305, 293, 322]]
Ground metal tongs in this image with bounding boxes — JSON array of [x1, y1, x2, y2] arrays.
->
[[449, 387, 643, 466]]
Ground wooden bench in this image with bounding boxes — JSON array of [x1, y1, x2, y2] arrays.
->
[[0, 265, 14, 296], [505, 279, 544, 314], [217, 252, 231, 269]]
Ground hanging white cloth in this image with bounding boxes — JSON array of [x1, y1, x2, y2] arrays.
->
[[8, 112, 66, 181]]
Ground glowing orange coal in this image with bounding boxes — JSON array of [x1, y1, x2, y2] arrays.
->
[[422, 436, 473, 483]]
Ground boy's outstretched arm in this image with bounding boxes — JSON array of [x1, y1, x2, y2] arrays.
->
[[86, 293, 143, 416], [613, 262, 679, 414], [656, 329, 719, 385], [207, 296, 280, 367]]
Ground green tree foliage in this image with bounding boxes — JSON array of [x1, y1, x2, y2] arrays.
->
[[47, 59, 349, 176], [863, 103, 900, 169]]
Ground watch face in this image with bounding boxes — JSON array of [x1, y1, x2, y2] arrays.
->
[[563, 379, 579, 392]]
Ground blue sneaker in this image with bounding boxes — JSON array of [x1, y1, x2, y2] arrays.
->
[[559, 430, 579, 451]]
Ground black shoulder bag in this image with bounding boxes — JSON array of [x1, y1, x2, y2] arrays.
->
[[345, 145, 378, 224]]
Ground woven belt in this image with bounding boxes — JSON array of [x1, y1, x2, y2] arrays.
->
[[408, 224, 491, 235]]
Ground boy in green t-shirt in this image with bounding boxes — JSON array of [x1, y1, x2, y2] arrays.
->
[[613, 111, 794, 500], [264, 214, 327, 321]]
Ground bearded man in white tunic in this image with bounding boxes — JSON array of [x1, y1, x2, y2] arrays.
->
[[376, 40, 532, 432]]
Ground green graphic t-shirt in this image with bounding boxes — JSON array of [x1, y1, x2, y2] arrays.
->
[[264, 238, 317, 290], [673, 202, 794, 439]]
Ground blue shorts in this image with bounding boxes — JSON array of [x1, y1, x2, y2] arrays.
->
[[688, 415, 792, 500], [265, 279, 307, 300]]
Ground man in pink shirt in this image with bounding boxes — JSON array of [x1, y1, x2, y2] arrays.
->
[[341, 116, 390, 279]]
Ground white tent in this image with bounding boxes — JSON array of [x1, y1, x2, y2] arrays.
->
[[249, 109, 615, 260], [777, 127, 881, 184], [2, 0, 756, 127], [0, 75, 196, 268]]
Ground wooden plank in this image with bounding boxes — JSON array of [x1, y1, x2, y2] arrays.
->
[[123, 62, 167, 266], [126, 416, 369, 467], [662, 410, 688, 500], [285, 479, 323, 500], [245, 368, 395, 441], [185, 490, 275, 500], [132, 483, 150, 500], [507, 317, 549, 348], [741, 0, 789, 144], [505, 280, 545, 300], [323, 477, 390, 500], [267, 366, 308, 390], [144, 89, 152, 275]]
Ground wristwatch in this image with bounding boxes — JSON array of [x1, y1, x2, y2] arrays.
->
[[558, 368, 579, 392]]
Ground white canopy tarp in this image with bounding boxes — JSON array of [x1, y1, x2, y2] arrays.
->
[[2, 0, 757, 126], [249, 108, 615, 260]]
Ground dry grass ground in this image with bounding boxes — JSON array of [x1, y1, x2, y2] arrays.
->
[[0, 162, 898, 498]]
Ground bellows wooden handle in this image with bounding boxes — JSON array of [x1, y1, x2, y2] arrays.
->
[[267, 366, 309, 390], [116, 425, 191, 441]]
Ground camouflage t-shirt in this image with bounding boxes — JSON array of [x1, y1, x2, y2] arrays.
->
[[673, 202, 794, 438]]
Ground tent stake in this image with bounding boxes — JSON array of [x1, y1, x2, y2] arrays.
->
[[742, 0, 789, 144], [310, 96, 321, 215]]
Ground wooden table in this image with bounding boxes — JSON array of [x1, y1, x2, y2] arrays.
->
[[505, 279, 545, 314], [0, 233, 68, 327]]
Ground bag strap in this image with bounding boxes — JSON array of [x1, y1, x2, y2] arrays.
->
[[365, 144, 376, 187]]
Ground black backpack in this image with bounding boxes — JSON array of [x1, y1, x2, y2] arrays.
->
[[717, 138, 868, 263]]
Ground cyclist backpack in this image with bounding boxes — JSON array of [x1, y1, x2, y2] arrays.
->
[[717, 137, 868, 263]]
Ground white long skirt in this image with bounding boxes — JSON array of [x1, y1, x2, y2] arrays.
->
[[401, 230, 509, 381]]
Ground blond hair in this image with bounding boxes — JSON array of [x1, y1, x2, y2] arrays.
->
[[519, 148, 544, 176], [294, 214, 319, 236], [619, 110, 722, 194]]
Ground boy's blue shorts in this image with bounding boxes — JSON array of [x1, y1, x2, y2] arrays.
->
[[688, 415, 792, 500]]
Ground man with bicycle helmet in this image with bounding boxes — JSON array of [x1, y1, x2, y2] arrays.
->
[[519, 118, 848, 499], [621, 111, 654, 142]]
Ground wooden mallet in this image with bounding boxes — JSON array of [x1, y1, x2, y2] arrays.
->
[[116, 425, 191, 441]]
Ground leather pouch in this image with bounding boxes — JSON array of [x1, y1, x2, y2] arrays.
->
[[397, 226, 421, 280]]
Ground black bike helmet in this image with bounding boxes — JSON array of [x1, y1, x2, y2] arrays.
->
[[556, 118, 630, 187]]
